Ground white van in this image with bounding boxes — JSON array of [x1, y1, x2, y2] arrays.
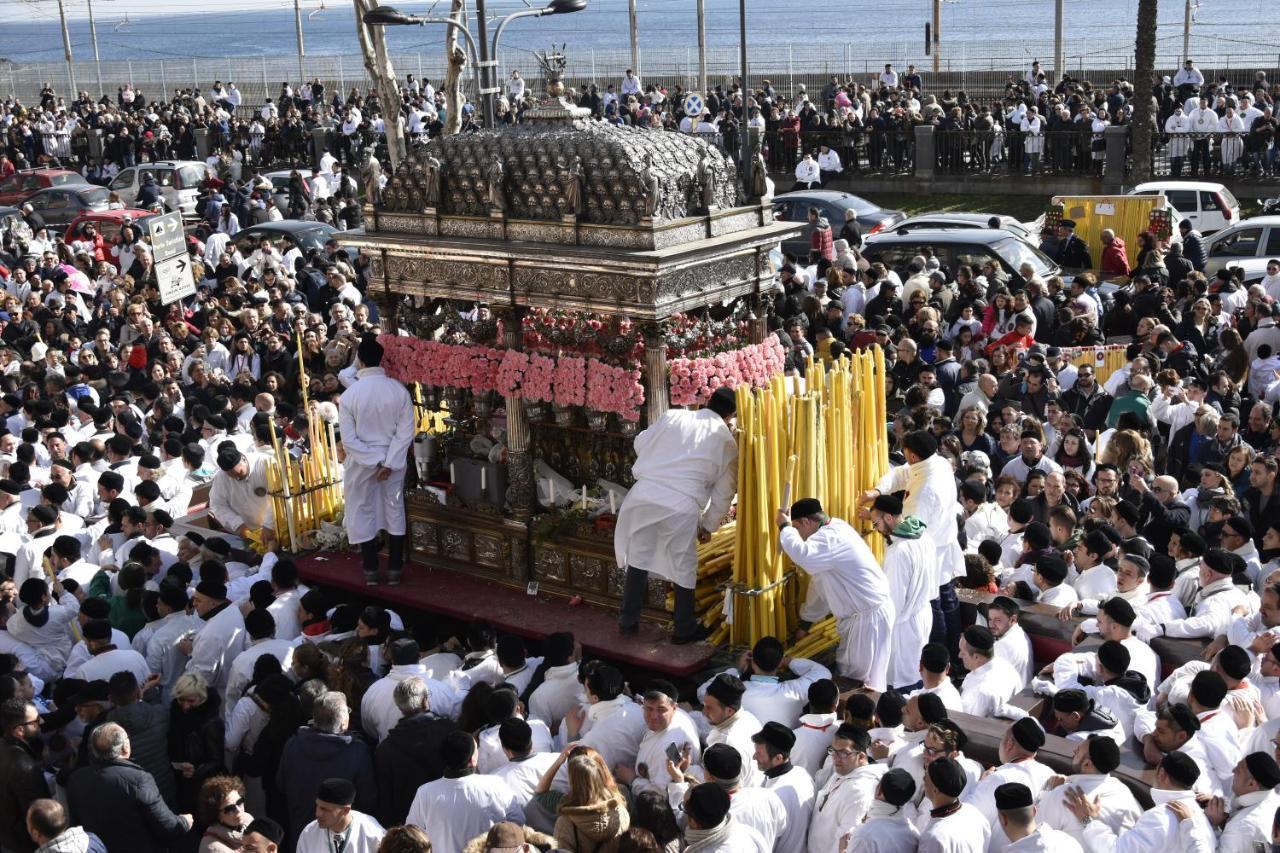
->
[[1128, 181, 1241, 234], [109, 161, 210, 220]]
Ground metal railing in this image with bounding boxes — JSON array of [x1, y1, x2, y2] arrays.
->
[[934, 128, 1100, 175], [1146, 131, 1280, 179], [761, 127, 916, 175]]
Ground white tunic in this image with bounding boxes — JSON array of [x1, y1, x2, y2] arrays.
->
[[67, 647, 150, 685], [698, 658, 831, 729], [1005, 825, 1083, 852], [963, 758, 1055, 852], [808, 764, 886, 853], [224, 638, 295, 714], [7, 592, 80, 675], [1073, 565, 1118, 601], [1217, 788, 1279, 852], [726, 786, 788, 848], [489, 752, 558, 807], [884, 535, 938, 689], [791, 713, 839, 776], [706, 708, 766, 789], [994, 623, 1034, 689], [614, 409, 738, 588], [295, 810, 385, 853], [405, 774, 523, 853], [362, 665, 461, 742], [339, 366, 416, 543], [960, 656, 1026, 719], [554, 696, 646, 790], [782, 519, 894, 691], [1079, 788, 1215, 853], [528, 661, 582, 730], [877, 455, 965, 582], [476, 717, 553, 773], [765, 764, 815, 853], [919, 802, 990, 853], [208, 454, 272, 533], [186, 602, 246, 694], [629, 721, 702, 795], [845, 807, 920, 853], [1037, 773, 1142, 844], [145, 610, 202, 702]]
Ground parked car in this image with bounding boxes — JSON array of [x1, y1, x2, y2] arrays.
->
[[22, 185, 113, 228], [772, 190, 905, 259], [892, 213, 1033, 240], [232, 220, 340, 259], [0, 169, 82, 206], [0, 205, 31, 247], [263, 170, 318, 215], [64, 208, 159, 243], [861, 228, 1061, 290], [1128, 181, 1240, 234], [1202, 216, 1280, 281], [108, 161, 211, 220]]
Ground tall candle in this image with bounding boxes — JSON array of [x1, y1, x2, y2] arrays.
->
[[608, 490, 616, 515], [480, 467, 487, 492], [450, 463, 456, 482]]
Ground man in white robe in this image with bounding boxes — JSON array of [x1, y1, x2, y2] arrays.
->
[[208, 448, 272, 541], [1037, 736, 1143, 844], [989, 596, 1035, 689], [180, 580, 245, 695], [918, 756, 991, 853], [670, 743, 786, 847], [866, 431, 966, 648], [963, 719, 1056, 851], [295, 778, 385, 853], [959, 626, 1028, 720], [338, 337, 415, 586], [405, 732, 523, 853], [869, 496, 937, 693], [616, 386, 737, 643], [613, 684, 701, 795], [778, 497, 894, 691], [840, 769, 920, 852], [992, 781, 1083, 852], [698, 637, 831, 729], [753, 722, 814, 853], [807, 724, 886, 853]]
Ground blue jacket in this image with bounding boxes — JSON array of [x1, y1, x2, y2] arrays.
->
[[275, 727, 376, 843]]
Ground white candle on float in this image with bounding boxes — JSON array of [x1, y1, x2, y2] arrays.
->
[[450, 463, 456, 482], [609, 490, 616, 515], [480, 467, 487, 492]]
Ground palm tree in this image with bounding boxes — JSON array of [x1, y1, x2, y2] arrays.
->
[[1130, 0, 1159, 182]]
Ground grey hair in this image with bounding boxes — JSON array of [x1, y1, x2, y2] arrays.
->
[[393, 677, 430, 715], [311, 691, 349, 734], [90, 722, 129, 761]]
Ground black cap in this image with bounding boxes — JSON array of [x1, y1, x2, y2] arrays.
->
[[1035, 554, 1068, 584], [316, 778, 357, 806], [1245, 751, 1280, 788], [927, 757, 967, 797], [994, 782, 1034, 810], [1100, 597, 1136, 627], [195, 580, 227, 600], [1086, 734, 1121, 773], [872, 494, 904, 515], [1009, 717, 1045, 752], [1161, 751, 1201, 788], [702, 743, 742, 783], [82, 619, 112, 641], [963, 625, 994, 654], [1053, 689, 1089, 713], [1167, 703, 1201, 735], [752, 721, 796, 754], [1218, 645, 1252, 681], [790, 497, 823, 519], [685, 783, 731, 827], [705, 673, 746, 708], [706, 386, 737, 418], [80, 596, 111, 619], [879, 768, 916, 806], [1097, 640, 1131, 676], [920, 643, 950, 674], [216, 449, 243, 472]]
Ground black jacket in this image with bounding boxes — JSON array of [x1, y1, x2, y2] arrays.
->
[[0, 737, 47, 853], [1054, 234, 1093, 270], [373, 712, 460, 827], [67, 758, 189, 853], [1138, 490, 1192, 553]]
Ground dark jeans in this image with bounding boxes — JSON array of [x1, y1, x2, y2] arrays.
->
[[619, 566, 697, 636], [360, 535, 404, 581], [930, 580, 961, 657]]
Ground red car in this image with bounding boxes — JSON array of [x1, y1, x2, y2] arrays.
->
[[64, 208, 157, 243], [0, 169, 82, 206]]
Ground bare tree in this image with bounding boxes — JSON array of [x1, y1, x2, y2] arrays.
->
[[352, 0, 406, 169], [1130, 0, 1159, 182], [441, 0, 468, 136]]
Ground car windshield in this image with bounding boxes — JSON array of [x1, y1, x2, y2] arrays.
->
[[841, 195, 880, 215], [991, 236, 1056, 275], [50, 174, 77, 187], [80, 187, 111, 204], [177, 164, 207, 188]]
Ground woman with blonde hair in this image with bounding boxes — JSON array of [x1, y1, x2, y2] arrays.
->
[[554, 755, 630, 853], [378, 825, 433, 853], [197, 775, 252, 852], [169, 672, 226, 811]]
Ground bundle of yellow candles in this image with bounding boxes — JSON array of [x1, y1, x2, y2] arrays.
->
[[688, 347, 889, 654], [257, 406, 344, 553]]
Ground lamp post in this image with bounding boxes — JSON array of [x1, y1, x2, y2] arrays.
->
[[364, 1, 587, 129]]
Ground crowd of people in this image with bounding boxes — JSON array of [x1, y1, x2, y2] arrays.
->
[[3, 59, 1280, 853]]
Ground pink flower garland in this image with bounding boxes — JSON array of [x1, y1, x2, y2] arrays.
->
[[586, 362, 646, 421], [523, 353, 555, 403], [669, 337, 786, 406], [553, 356, 587, 407]]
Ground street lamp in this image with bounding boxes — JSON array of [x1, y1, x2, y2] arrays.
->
[[362, 5, 483, 121], [364, 1, 587, 129]]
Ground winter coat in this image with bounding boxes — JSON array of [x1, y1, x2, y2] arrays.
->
[[275, 727, 376, 842], [34, 827, 107, 853], [67, 758, 189, 853], [0, 737, 48, 853], [168, 694, 226, 811], [373, 712, 459, 827], [107, 701, 176, 806], [462, 825, 556, 853], [553, 796, 631, 853]]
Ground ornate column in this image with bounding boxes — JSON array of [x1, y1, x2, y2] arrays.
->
[[501, 306, 535, 521], [643, 322, 669, 423], [747, 292, 766, 345]]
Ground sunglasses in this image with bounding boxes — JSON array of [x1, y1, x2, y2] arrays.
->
[[221, 798, 244, 815]]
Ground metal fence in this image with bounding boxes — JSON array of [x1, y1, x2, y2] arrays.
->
[[4, 41, 1280, 116], [934, 128, 1102, 176], [760, 128, 916, 175], [1147, 131, 1280, 179]]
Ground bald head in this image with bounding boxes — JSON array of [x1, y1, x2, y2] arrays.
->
[[1154, 476, 1179, 504]]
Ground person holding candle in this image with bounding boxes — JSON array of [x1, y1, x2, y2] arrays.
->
[[338, 336, 416, 587], [614, 385, 738, 645]]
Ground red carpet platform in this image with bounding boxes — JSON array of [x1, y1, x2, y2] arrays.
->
[[296, 552, 718, 677]]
